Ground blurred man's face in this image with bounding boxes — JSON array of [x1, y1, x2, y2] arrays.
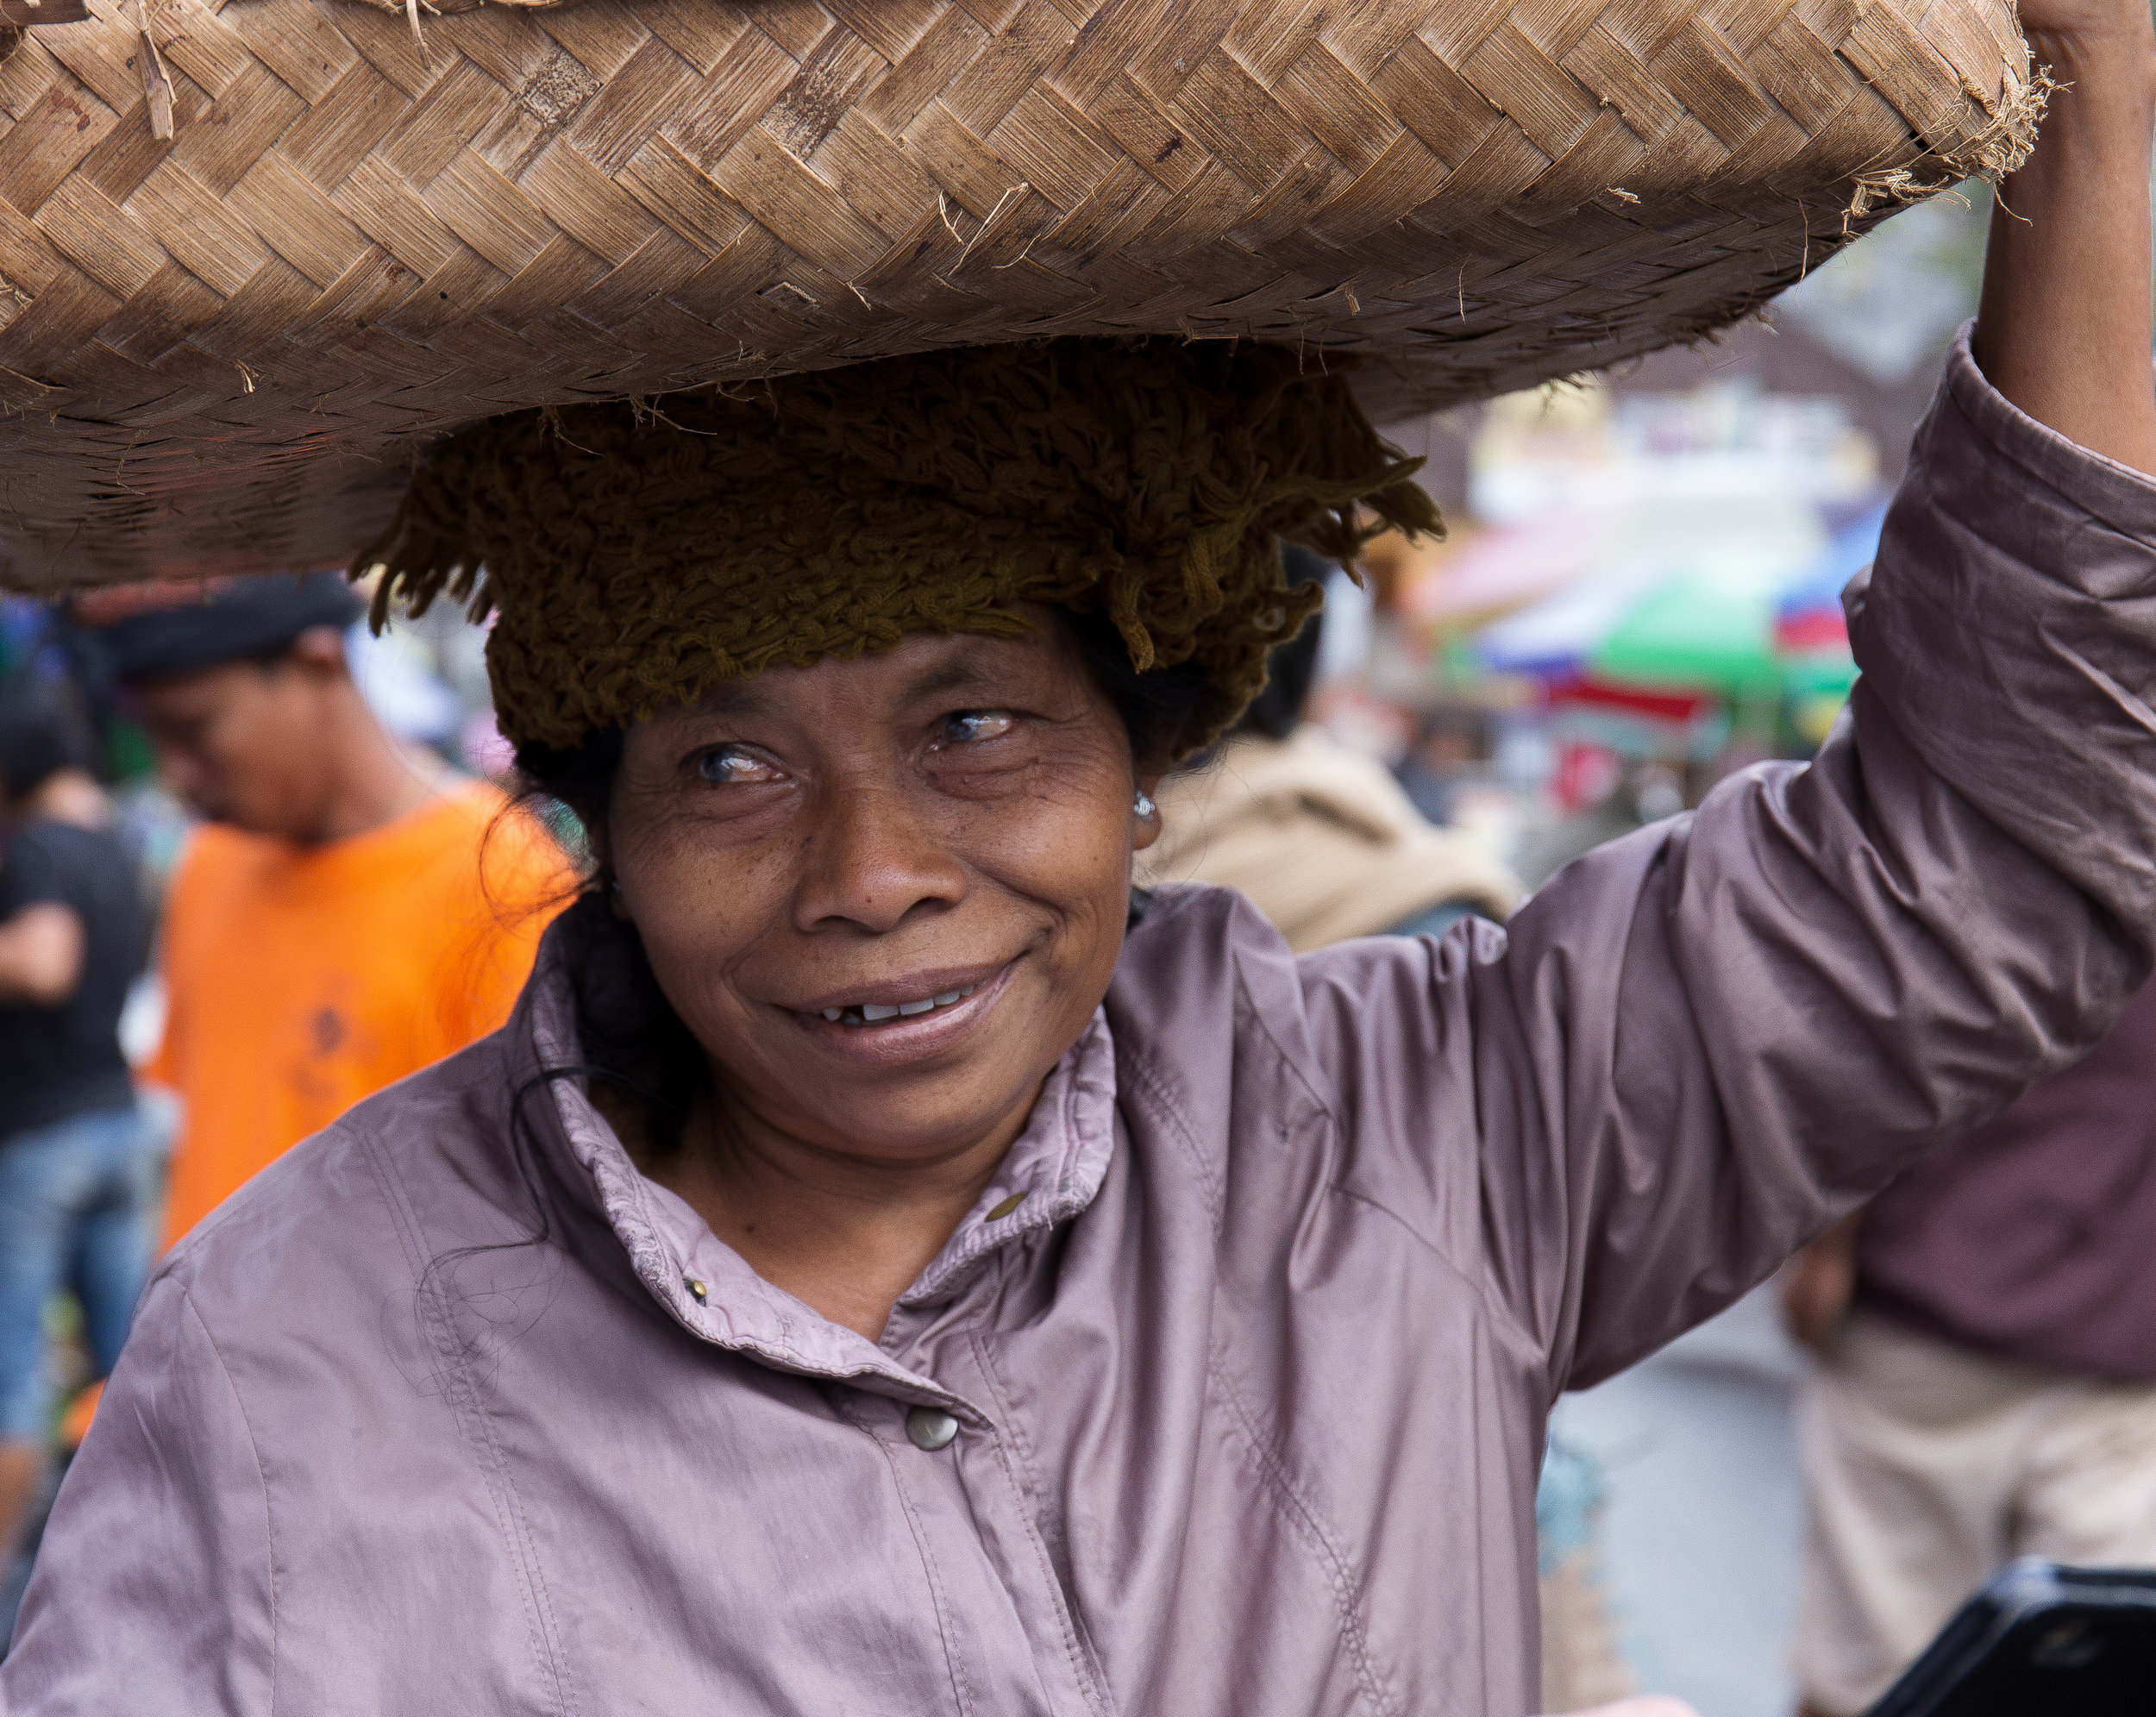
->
[[123, 637, 342, 839]]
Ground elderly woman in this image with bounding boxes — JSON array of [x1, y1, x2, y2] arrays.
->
[[7, 5, 2153, 1713]]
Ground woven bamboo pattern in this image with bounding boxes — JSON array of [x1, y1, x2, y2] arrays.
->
[[0, 0, 2032, 588]]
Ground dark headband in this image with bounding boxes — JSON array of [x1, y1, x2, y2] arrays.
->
[[72, 573, 363, 687]]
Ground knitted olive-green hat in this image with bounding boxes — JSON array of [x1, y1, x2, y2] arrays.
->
[[358, 337, 1439, 760]]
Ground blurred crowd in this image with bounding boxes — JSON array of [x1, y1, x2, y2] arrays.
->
[[0, 181, 2147, 1714], [0, 573, 573, 1634]]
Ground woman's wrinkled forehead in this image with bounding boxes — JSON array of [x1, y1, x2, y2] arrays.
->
[[640, 611, 1087, 731]]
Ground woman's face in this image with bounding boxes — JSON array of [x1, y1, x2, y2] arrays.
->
[[607, 610, 1163, 1169]]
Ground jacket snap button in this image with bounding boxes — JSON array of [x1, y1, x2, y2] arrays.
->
[[905, 1406, 959, 1451]]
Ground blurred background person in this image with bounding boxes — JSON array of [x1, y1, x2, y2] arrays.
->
[[1396, 703, 1495, 828], [1139, 547, 1520, 949], [70, 573, 574, 1246], [0, 678, 154, 1562], [1780, 977, 2156, 1717], [1513, 761, 1689, 891]]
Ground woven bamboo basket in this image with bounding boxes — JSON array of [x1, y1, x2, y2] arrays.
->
[[0, 0, 2034, 588]]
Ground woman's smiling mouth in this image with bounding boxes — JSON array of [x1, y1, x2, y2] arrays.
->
[[817, 981, 984, 1025], [787, 963, 1017, 1063]]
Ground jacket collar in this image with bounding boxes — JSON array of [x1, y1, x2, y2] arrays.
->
[[505, 898, 1118, 1404]]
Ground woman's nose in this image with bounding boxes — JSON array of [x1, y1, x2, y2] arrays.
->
[[790, 778, 968, 936]]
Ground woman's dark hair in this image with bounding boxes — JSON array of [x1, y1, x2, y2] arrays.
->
[[1233, 543, 1332, 743], [0, 675, 95, 805], [1057, 605, 1212, 768], [513, 725, 622, 849], [512, 605, 1214, 855]]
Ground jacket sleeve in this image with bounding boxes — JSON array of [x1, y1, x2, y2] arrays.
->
[[1, 1274, 273, 1714], [1313, 329, 2156, 1394]]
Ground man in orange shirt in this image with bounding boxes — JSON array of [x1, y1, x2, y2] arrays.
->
[[78, 574, 574, 1244]]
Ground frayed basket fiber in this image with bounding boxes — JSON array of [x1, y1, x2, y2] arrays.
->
[[0, 0, 2037, 586]]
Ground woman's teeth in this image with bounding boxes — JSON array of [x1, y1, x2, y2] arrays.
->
[[818, 983, 981, 1025]]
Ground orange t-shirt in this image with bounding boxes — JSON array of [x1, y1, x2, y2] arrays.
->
[[150, 780, 575, 1244]]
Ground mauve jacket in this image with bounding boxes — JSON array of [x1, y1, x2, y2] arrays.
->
[[8, 334, 2156, 1716]]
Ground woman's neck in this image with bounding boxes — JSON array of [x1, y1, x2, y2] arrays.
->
[[645, 1086, 1037, 1343]]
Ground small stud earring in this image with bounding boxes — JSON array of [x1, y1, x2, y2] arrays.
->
[[1133, 790, 1157, 819]]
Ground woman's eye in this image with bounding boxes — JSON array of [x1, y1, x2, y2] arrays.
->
[[693, 746, 781, 785], [940, 710, 1016, 746]]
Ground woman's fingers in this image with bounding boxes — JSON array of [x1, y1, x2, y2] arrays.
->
[[2013, 0, 2156, 47], [1539, 1700, 1702, 1717]]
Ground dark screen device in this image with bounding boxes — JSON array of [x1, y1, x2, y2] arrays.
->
[[1865, 1558, 2156, 1717]]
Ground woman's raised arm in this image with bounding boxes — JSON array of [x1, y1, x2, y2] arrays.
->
[[1974, 0, 2156, 471], [1347, 28, 2156, 1392]]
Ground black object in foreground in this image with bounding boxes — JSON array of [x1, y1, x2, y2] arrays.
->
[[1868, 1559, 2156, 1717]]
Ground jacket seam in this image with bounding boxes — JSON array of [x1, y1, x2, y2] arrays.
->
[[1201, 1333, 1400, 1717], [354, 1116, 431, 1292], [419, 1258, 581, 1717], [179, 1285, 279, 1717], [1306, 946, 1564, 1396], [969, 1320, 1116, 1716], [1226, 936, 1343, 1134], [1127, 901, 1413, 1712], [490, 1398, 585, 1717], [357, 1116, 584, 1717], [1112, 1045, 1224, 1231], [1328, 1180, 1558, 1402], [839, 1398, 978, 1717]]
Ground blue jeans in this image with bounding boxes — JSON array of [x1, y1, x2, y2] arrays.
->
[[0, 1105, 159, 1442]]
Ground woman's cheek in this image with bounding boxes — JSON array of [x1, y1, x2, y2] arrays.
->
[[618, 844, 768, 999], [965, 793, 1127, 913]]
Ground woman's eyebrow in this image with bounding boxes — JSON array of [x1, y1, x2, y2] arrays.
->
[[686, 680, 766, 718], [904, 656, 1006, 702]]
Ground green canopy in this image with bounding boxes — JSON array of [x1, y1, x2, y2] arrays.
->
[[1588, 558, 1856, 700]]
